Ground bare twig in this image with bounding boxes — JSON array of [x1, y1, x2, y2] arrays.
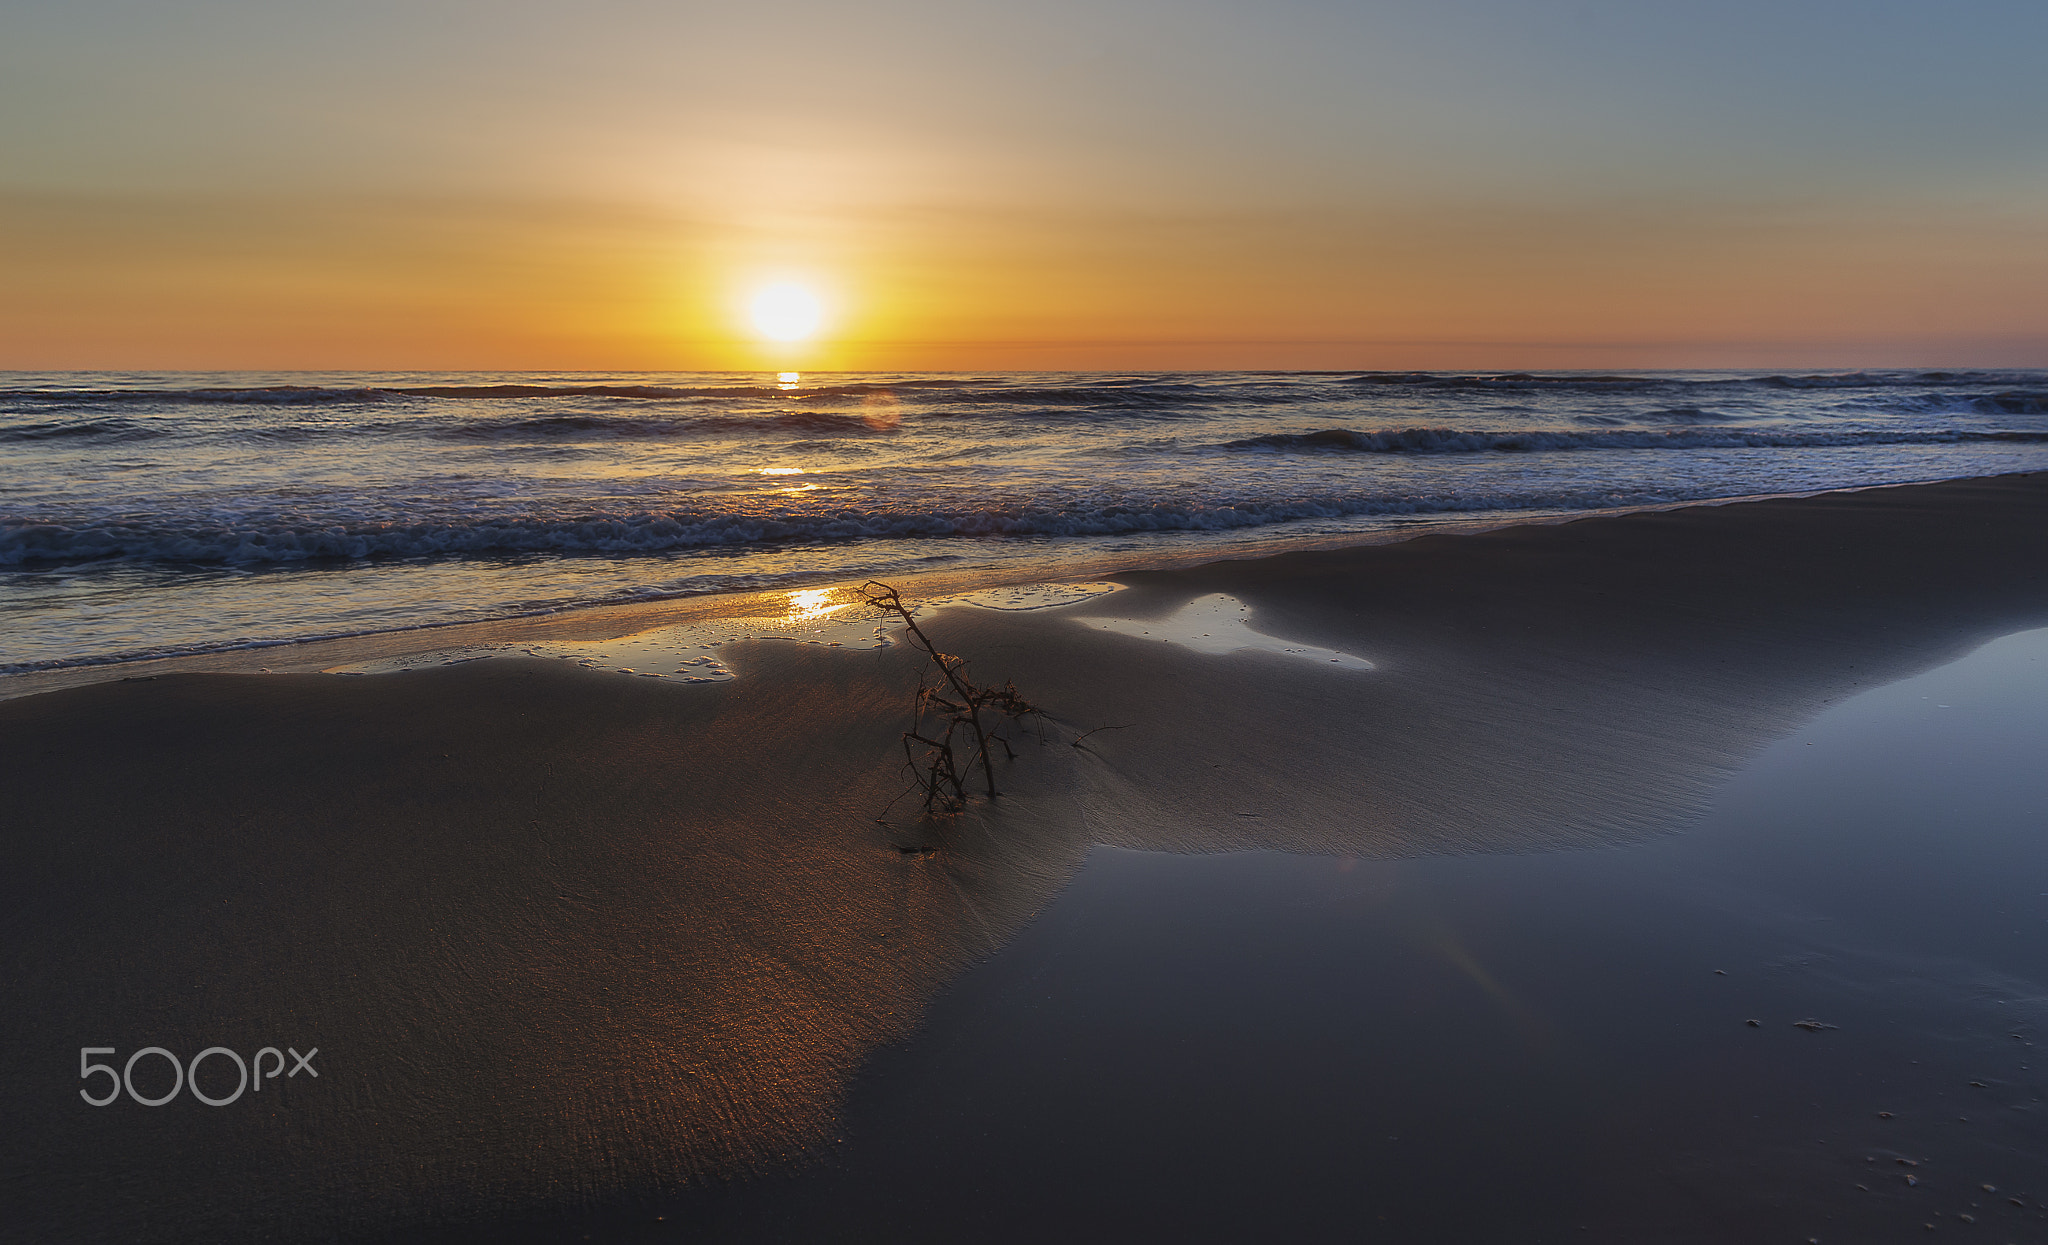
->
[[860, 580, 1041, 814]]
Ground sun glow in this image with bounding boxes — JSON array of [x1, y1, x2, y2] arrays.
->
[[748, 283, 825, 342]]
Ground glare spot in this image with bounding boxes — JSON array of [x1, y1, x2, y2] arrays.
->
[[758, 467, 804, 476]]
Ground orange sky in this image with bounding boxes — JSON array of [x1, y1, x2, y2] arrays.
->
[[5, 0, 2046, 371]]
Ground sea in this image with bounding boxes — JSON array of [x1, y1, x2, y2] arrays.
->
[[4, 368, 2046, 674]]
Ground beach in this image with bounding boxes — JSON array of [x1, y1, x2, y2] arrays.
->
[[4, 472, 2047, 1241], [16, 0, 2048, 1233]]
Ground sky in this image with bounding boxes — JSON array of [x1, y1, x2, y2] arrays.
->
[[3, 0, 2046, 371]]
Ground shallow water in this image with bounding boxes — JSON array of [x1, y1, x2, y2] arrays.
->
[[5, 368, 2045, 672], [529, 626, 2048, 1242]]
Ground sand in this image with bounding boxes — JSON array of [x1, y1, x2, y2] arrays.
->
[[3, 472, 2047, 1241]]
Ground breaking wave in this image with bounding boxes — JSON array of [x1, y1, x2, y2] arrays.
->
[[0, 418, 167, 444], [1, 484, 1725, 568], [1336, 370, 2046, 394], [1223, 427, 2048, 455]]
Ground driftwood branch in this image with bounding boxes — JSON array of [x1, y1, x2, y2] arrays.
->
[[860, 581, 1040, 816]]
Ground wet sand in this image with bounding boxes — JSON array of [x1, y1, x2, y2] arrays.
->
[[569, 626, 2047, 1243], [2, 473, 2047, 1241]]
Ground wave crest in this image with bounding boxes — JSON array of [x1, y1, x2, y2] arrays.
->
[[1222, 427, 2048, 454], [0, 418, 166, 444], [0, 482, 1751, 568]]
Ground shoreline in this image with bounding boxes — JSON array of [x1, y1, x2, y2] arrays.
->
[[2, 471, 2026, 702], [5, 469, 2048, 1241]]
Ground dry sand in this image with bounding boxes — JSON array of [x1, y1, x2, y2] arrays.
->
[[3, 472, 2046, 1241]]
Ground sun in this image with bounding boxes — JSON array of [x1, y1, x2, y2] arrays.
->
[[747, 282, 824, 343]]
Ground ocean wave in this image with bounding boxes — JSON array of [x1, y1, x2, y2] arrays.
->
[[1757, 371, 1949, 390], [1221, 427, 2048, 455], [0, 485, 1724, 568], [1341, 372, 1675, 392], [909, 382, 1310, 410], [1571, 406, 1773, 427], [1970, 391, 2048, 415], [0, 418, 166, 443], [6, 386, 400, 406], [427, 409, 899, 440], [1333, 370, 2045, 395]]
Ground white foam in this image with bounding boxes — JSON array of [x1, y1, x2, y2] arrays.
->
[[1081, 594, 1374, 671], [926, 582, 1125, 612]]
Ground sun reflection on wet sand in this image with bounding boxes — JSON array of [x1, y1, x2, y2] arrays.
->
[[785, 588, 851, 625], [323, 584, 892, 681]]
